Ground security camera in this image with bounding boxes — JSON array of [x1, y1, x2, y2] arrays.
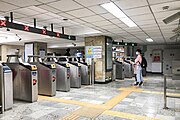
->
[[163, 12, 180, 24], [7, 28, 10, 31]]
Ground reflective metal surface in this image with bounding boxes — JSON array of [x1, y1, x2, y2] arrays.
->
[[6, 55, 38, 102], [28, 56, 56, 96], [57, 56, 81, 88], [2, 64, 13, 110], [172, 60, 180, 80], [56, 63, 70, 92], [124, 63, 133, 78], [115, 61, 125, 80]]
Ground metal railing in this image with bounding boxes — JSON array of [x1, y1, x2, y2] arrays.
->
[[164, 74, 180, 109]]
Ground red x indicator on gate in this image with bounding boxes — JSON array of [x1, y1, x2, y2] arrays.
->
[[42, 29, 46, 34], [24, 25, 29, 31], [0, 20, 6, 27]]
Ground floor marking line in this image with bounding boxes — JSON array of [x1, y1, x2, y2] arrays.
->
[[118, 87, 180, 96], [104, 91, 132, 109], [38, 96, 109, 110], [103, 110, 160, 120]]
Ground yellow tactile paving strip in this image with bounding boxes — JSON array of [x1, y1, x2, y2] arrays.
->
[[103, 110, 160, 120], [38, 86, 166, 120]]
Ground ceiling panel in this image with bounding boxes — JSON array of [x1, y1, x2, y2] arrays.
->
[[136, 20, 156, 26], [92, 20, 112, 26], [66, 8, 95, 18], [88, 6, 108, 14], [131, 14, 154, 22], [74, 0, 110, 7], [72, 18, 87, 24], [37, 5, 61, 13], [2, 0, 40, 7], [14, 8, 41, 16], [58, 13, 75, 19], [81, 15, 105, 22], [36, 0, 56, 3], [109, 18, 122, 24], [100, 13, 116, 19], [100, 24, 119, 30], [114, 0, 148, 10], [148, 0, 175, 5], [124, 6, 151, 16], [150, 1, 180, 13], [48, 0, 83, 12], [0, 1, 19, 12]]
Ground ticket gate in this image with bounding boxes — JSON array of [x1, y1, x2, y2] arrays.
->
[[28, 56, 56, 96], [57, 56, 81, 88], [124, 62, 133, 78], [70, 57, 91, 85], [6, 55, 38, 102], [43, 56, 70, 92], [115, 61, 125, 79], [0, 63, 13, 113]]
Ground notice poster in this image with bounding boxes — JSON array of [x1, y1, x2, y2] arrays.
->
[[85, 46, 102, 58], [93, 46, 102, 58], [24, 43, 34, 62]]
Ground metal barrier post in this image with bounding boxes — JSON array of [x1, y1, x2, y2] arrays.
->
[[164, 75, 168, 109]]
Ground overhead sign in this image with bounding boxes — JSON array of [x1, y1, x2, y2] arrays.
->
[[0, 20, 76, 40], [85, 46, 102, 58]]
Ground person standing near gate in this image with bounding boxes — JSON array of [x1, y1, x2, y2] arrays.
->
[[130, 49, 143, 86]]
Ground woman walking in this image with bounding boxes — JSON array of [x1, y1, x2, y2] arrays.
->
[[131, 49, 143, 86]]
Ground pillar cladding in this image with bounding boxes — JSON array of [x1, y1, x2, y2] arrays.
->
[[85, 36, 112, 83]]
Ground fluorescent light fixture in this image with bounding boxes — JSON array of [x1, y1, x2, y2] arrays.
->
[[101, 2, 137, 27], [146, 38, 153, 42], [120, 17, 137, 27]]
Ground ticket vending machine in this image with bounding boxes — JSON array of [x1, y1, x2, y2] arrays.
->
[[6, 55, 38, 102], [57, 56, 81, 88], [0, 63, 13, 113], [28, 55, 56, 96]]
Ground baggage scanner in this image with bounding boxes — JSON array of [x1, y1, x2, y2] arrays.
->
[[6, 55, 38, 102], [28, 55, 56, 96]]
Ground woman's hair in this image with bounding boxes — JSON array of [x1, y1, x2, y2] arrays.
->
[[136, 49, 141, 54]]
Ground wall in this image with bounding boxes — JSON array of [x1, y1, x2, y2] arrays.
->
[[144, 44, 180, 72], [0, 44, 24, 62], [47, 47, 84, 56]]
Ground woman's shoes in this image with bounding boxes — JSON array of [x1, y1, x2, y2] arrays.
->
[[133, 81, 143, 86], [134, 82, 139, 86], [138, 81, 143, 86]]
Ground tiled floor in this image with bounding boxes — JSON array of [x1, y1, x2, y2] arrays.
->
[[0, 74, 180, 120]]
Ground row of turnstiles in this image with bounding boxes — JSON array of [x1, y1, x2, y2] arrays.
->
[[113, 59, 134, 80], [0, 55, 93, 113]]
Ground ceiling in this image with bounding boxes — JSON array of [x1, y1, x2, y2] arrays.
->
[[0, 0, 180, 48]]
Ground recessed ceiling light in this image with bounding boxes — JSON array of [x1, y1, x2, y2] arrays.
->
[[146, 38, 153, 42], [101, 2, 137, 27]]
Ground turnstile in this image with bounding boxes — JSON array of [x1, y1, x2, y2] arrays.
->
[[115, 61, 125, 79], [6, 55, 38, 102], [124, 62, 133, 78], [28, 56, 56, 96], [70, 57, 91, 85], [57, 56, 81, 88], [44, 56, 70, 92], [56, 62, 70, 92], [0, 64, 13, 113], [112, 62, 116, 81]]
